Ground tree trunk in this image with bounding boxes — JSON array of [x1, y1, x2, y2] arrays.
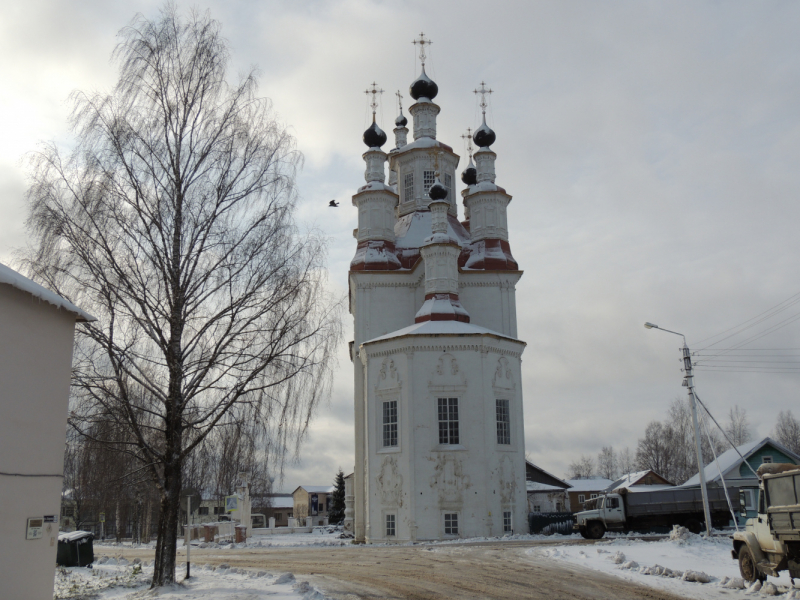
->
[[152, 465, 182, 586]]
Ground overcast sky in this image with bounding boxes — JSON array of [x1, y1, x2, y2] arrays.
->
[[3, 1, 800, 491]]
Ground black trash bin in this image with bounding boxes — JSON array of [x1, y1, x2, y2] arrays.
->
[[56, 531, 94, 567]]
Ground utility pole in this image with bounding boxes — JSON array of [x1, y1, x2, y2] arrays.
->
[[645, 323, 713, 536]]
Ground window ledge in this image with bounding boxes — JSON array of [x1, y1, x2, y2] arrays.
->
[[496, 444, 517, 452], [433, 444, 466, 452], [377, 447, 401, 454]]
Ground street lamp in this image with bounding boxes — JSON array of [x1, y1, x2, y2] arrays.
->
[[645, 322, 713, 536]]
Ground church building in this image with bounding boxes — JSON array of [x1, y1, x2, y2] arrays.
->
[[349, 38, 528, 543]]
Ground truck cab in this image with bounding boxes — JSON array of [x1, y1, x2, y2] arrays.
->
[[732, 464, 800, 583], [574, 493, 625, 539]]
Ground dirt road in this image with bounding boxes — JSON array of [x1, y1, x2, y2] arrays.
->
[[103, 541, 685, 600]]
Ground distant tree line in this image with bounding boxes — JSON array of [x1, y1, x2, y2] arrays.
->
[[567, 403, 800, 485]]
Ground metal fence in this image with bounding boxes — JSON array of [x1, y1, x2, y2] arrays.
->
[[528, 512, 575, 535]]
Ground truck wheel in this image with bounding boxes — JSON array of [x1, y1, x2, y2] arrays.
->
[[578, 528, 588, 539], [738, 546, 765, 583], [685, 519, 702, 534], [587, 522, 605, 540]]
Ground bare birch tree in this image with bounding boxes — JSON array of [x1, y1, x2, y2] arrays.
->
[[596, 446, 617, 480], [567, 455, 595, 479], [774, 410, 800, 454], [724, 405, 752, 448], [23, 5, 340, 586]]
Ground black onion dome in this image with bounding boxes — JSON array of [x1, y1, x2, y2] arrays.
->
[[473, 118, 496, 148], [363, 120, 387, 148], [409, 66, 439, 101], [428, 179, 448, 200], [461, 158, 477, 185], [395, 110, 408, 127]]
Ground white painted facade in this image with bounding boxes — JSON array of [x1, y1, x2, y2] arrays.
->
[[0, 263, 93, 600], [349, 62, 528, 543]]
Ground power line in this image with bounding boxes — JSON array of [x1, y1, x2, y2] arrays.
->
[[693, 291, 800, 349]]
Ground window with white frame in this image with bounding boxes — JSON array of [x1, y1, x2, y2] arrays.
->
[[385, 514, 396, 537], [404, 173, 414, 202], [444, 513, 459, 535], [590, 494, 598, 500], [438, 397, 459, 444], [743, 489, 756, 511], [503, 511, 512, 532], [533, 505, 541, 513], [496, 399, 511, 444], [383, 400, 398, 447], [578, 494, 585, 504], [423, 170, 435, 196], [762, 456, 773, 464]]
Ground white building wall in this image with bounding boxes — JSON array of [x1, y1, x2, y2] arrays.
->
[[0, 284, 80, 600], [360, 335, 527, 543]]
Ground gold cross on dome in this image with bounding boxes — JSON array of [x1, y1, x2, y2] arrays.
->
[[412, 32, 432, 66], [461, 127, 474, 159], [365, 82, 384, 117], [474, 81, 493, 115]]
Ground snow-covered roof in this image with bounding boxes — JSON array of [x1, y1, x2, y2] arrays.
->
[[294, 485, 334, 494], [527, 481, 568, 493], [681, 437, 800, 487], [525, 460, 572, 489], [622, 484, 675, 493], [363, 320, 519, 345], [0, 262, 95, 322], [606, 470, 674, 492], [58, 530, 93, 542], [565, 478, 615, 492], [270, 497, 294, 508]]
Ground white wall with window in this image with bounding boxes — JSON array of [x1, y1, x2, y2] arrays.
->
[[359, 329, 527, 543]]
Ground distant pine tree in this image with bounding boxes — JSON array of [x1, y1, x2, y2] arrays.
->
[[328, 469, 346, 524]]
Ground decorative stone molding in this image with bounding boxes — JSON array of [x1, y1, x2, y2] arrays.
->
[[410, 101, 440, 140], [377, 456, 404, 506], [428, 352, 467, 390], [492, 356, 515, 391]]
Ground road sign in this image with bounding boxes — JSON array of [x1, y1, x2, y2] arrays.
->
[[225, 494, 239, 513], [99, 512, 105, 523], [181, 488, 201, 514]]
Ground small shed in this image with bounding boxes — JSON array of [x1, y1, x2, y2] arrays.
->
[[56, 531, 94, 567]]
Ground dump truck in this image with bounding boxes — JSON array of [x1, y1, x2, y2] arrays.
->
[[731, 464, 800, 583], [573, 486, 739, 539]]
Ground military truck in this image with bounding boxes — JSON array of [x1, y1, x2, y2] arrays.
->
[[732, 464, 800, 583], [574, 486, 739, 539]]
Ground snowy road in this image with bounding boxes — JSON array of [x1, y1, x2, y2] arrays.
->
[[100, 539, 688, 600]]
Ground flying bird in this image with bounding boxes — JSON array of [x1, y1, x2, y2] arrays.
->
[[329, 200, 339, 207]]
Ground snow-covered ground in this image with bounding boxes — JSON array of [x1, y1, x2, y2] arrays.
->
[[532, 528, 800, 599], [54, 561, 329, 600], [94, 528, 353, 551]]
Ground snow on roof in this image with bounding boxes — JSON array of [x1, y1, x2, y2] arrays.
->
[[525, 460, 572, 489], [270, 497, 294, 508], [0, 262, 95, 322], [527, 481, 568, 493], [564, 478, 615, 492], [622, 484, 675, 493], [681, 437, 800, 487], [363, 320, 519, 345], [295, 485, 334, 494], [58, 530, 93, 542], [606, 470, 674, 491]]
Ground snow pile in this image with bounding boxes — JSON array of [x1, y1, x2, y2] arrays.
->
[[54, 562, 330, 600], [533, 533, 799, 599]]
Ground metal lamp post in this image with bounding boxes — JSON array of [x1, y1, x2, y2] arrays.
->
[[644, 322, 713, 536]]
